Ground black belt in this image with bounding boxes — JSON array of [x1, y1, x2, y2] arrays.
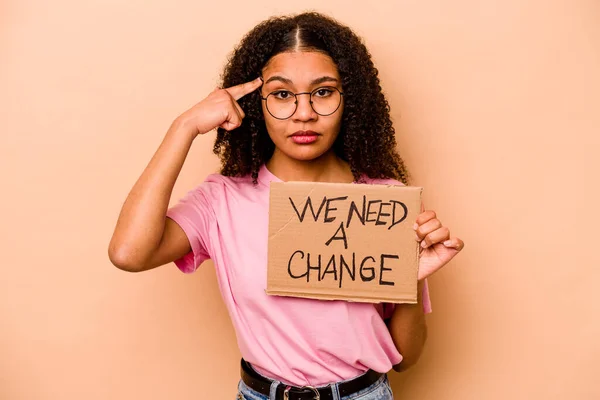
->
[[240, 358, 385, 400]]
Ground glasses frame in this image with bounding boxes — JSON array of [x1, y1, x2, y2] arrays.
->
[[259, 86, 344, 120]]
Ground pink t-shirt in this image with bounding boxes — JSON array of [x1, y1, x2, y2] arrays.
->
[[166, 164, 432, 386]]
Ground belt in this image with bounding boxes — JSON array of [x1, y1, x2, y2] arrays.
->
[[240, 358, 385, 400]]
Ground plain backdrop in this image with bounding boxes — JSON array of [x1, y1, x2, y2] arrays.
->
[[1, 0, 598, 399]]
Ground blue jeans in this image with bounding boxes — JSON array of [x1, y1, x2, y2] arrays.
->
[[236, 370, 394, 400]]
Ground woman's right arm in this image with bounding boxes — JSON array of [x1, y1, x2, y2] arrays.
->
[[108, 77, 263, 272], [108, 118, 196, 272]]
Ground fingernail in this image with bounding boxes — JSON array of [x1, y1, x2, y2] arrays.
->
[[413, 223, 418, 230], [421, 241, 428, 248], [443, 240, 452, 246], [415, 234, 421, 241]]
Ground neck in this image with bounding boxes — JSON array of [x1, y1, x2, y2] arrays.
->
[[266, 149, 354, 183]]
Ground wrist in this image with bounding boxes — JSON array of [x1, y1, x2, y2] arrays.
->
[[171, 115, 199, 140]]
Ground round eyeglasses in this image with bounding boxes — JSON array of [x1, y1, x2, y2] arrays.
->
[[260, 86, 344, 120]]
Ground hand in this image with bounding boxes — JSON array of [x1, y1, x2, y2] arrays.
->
[[176, 77, 263, 138], [414, 205, 464, 280]]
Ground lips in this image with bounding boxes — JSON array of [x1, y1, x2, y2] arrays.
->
[[290, 130, 319, 137], [289, 130, 319, 144]]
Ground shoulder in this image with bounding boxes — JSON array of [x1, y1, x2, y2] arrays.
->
[[358, 175, 406, 187], [192, 172, 259, 200], [203, 172, 253, 189]]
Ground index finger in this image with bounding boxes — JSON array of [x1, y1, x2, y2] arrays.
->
[[225, 77, 263, 101], [415, 210, 436, 228]]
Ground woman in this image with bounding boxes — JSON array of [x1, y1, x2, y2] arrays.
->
[[109, 11, 464, 400]]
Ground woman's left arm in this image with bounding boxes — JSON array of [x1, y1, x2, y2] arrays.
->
[[389, 208, 465, 372], [388, 280, 428, 372]]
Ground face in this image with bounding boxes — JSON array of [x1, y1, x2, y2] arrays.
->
[[260, 51, 344, 162]]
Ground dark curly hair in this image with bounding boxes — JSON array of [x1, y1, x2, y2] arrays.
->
[[214, 11, 411, 185]]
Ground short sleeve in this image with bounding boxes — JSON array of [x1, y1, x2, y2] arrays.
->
[[166, 185, 215, 274], [379, 279, 432, 319]]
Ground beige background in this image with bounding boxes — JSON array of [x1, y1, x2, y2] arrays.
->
[[1, 0, 598, 399]]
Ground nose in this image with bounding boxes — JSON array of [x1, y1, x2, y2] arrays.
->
[[292, 93, 317, 121]]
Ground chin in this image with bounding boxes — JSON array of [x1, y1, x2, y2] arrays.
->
[[283, 145, 333, 162]]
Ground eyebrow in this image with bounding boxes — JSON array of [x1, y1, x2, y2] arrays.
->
[[264, 75, 339, 85]]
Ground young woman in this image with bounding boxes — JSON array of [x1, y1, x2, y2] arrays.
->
[[109, 11, 464, 400]]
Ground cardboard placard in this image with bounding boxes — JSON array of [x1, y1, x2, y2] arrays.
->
[[266, 181, 422, 304]]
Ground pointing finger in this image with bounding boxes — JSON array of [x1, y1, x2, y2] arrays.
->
[[225, 77, 263, 101]]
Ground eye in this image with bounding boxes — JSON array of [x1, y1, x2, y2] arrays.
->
[[313, 87, 334, 98], [271, 90, 294, 100]]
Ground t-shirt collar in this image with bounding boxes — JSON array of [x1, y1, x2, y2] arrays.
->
[[258, 163, 363, 186], [257, 164, 282, 187]]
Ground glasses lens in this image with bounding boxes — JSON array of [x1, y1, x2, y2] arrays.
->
[[266, 91, 297, 119], [311, 87, 341, 116]]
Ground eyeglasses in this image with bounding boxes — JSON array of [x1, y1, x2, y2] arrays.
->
[[260, 86, 344, 120]]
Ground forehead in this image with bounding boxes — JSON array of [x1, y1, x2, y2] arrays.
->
[[262, 51, 340, 81]]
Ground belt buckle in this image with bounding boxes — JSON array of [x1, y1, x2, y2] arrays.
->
[[283, 385, 320, 400]]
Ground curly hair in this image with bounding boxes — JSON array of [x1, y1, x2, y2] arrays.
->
[[213, 11, 411, 185]]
